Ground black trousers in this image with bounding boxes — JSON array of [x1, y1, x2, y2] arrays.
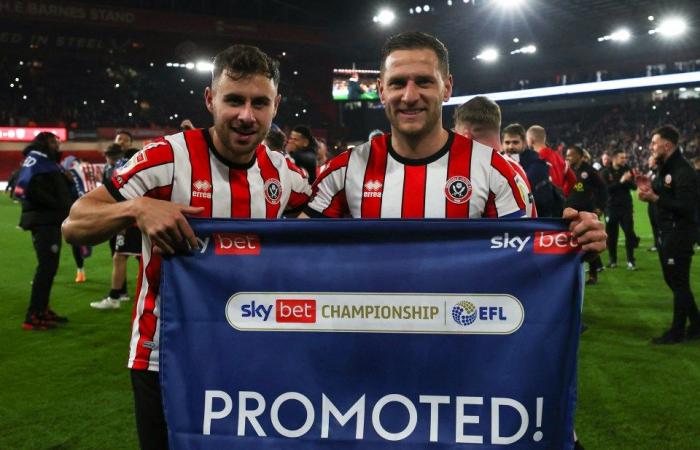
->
[[606, 208, 636, 264], [27, 225, 62, 318], [71, 244, 84, 269], [131, 370, 169, 450], [648, 203, 659, 248], [658, 231, 700, 335]]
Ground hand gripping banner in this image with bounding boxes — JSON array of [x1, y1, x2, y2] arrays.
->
[[159, 219, 583, 449]]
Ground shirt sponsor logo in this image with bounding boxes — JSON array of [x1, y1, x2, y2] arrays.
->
[[363, 180, 383, 198], [213, 233, 261, 255], [226, 292, 523, 334], [264, 178, 282, 205], [533, 231, 580, 254], [192, 179, 212, 199], [445, 176, 472, 204]]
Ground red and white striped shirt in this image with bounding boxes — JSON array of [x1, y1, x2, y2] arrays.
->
[[305, 132, 526, 219], [106, 128, 311, 371], [503, 154, 537, 218]]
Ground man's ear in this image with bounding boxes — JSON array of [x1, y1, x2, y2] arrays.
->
[[204, 86, 214, 113]]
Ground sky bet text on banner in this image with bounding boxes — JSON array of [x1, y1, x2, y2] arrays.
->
[[159, 219, 583, 449]]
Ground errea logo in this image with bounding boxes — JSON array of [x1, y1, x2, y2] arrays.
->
[[192, 180, 212, 199], [363, 180, 383, 198]]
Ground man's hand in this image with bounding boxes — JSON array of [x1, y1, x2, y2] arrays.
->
[[621, 171, 632, 183], [133, 197, 204, 254], [638, 186, 658, 203], [180, 119, 195, 131], [563, 207, 607, 255]]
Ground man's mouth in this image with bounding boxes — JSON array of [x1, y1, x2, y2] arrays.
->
[[398, 109, 424, 117], [232, 127, 256, 136]]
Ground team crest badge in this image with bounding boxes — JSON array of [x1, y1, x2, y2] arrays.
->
[[264, 179, 282, 204], [581, 171, 588, 179], [445, 176, 472, 204], [664, 174, 672, 186]]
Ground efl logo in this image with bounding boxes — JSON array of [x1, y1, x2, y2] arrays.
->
[[533, 231, 580, 254], [276, 299, 316, 323], [213, 233, 261, 255]]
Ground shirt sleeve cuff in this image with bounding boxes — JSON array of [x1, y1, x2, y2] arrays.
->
[[303, 206, 330, 218], [104, 179, 126, 202]]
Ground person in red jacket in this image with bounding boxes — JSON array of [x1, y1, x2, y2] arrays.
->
[[526, 125, 576, 196]]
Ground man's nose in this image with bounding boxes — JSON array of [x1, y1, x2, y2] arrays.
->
[[401, 81, 419, 103], [239, 103, 256, 123]]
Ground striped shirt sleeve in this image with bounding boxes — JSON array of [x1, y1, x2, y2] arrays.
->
[[304, 150, 351, 218], [285, 158, 312, 212], [106, 140, 174, 202], [489, 151, 526, 218]]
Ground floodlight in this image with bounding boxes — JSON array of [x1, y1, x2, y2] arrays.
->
[[598, 28, 632, 43], [510, 45, 536, 55], [375, 9, 396, 25], [651, 17, 688, 38], [195, 61, 214, 73], [610, 28, 631, 42], [476, 48, 499, 62]]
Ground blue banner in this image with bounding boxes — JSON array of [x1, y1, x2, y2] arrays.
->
[[159, 219, 583, 449]]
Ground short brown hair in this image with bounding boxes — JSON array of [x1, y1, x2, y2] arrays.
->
[[380, 31, 449, 77], [652, 125, 680, 147], [453, 96, 501, 130], [502, 123, 526, 140], [212, 44, 280, 86]]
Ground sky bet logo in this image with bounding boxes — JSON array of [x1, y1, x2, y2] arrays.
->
[[490, 231, 580, 254], [213, 233, 261, 255], [240, 300, 316, 323]]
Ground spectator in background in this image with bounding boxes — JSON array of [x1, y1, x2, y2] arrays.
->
[[90, 143, 131, 309], [453, 96, 536, 217], [600, 149, 638, 270], [14, 132, 73, 330], [566, 144, 608, 285], [316, 137, 329, 174], [263, 127, 287, 154], [527, 125, 577, 197], [639, 125, 700, 344], [114, 129, 133, 151], [285, 125, 318, 183], [502, 123, 560, 217]]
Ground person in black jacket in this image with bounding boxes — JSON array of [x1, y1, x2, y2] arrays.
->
[[502, 123, 561, 217], [284, 125, 317, 183], [566, 145, 608, 285], [14, 132, 74, 330], [639, 125, 700, 344], [600, 149, 638, 270]]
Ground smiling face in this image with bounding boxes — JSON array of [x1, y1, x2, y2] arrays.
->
[[502, 133, 526, 155], [378, 48, 452, 140], [205, 72, 280, 164]]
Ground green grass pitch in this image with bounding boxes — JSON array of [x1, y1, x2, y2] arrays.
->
[[0, 194, 698, 449]]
